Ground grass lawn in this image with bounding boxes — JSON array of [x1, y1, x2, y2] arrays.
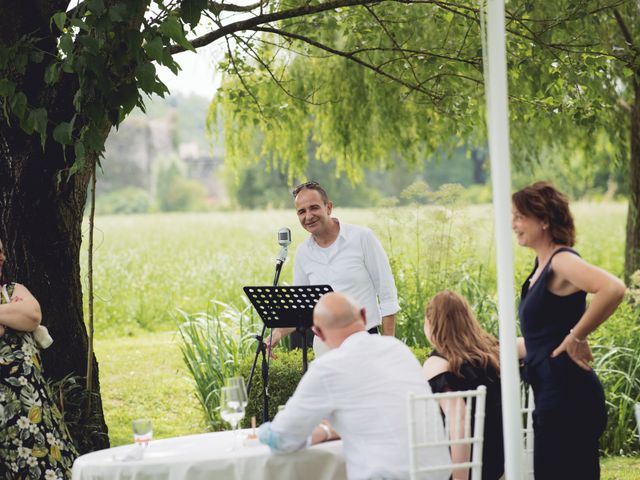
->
[[602, 457, 640, 480], [95, 331, 205, 446], [96, 332, 639, 478]]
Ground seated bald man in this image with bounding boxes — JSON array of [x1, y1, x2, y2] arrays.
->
[[258, 292, 450, 480]]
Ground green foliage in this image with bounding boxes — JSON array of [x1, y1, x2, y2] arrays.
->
[[384, 182, 499, 345], [239, 349, 313, 426], [161, 177, 208, 212], [211, 3, 485, 183], [1, 1, 188, 172], [48, 374, 104, 454], [592, 299, 640, 455], [95, 187, 155, 215], [178, 300, 259, 431], [156, 162, 209, 212]]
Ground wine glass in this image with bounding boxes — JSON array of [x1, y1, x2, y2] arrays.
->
[[225, 376, 248, 438], [225, 376, 248, 408], [220, 386, 245, 450]]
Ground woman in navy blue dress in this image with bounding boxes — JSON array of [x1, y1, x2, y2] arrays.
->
[[512, 182, 625, 479], [423, 291, 504, 480]]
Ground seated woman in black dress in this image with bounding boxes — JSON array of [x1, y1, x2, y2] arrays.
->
[[422, 290, 504, 480]]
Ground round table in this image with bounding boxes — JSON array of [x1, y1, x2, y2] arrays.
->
[[72, 430, 346, 480]]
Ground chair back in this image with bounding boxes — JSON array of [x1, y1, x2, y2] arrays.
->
[[408, 386, 487, 480], [521, 384, 535, 479]]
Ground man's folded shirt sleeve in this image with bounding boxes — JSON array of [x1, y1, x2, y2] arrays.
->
[[258, 363, 332, 453]]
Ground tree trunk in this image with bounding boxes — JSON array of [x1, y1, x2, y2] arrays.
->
[[625, 81, 640, 284], [471, 148, 486, 185], [0, 0, 111, 453], [0, 125, 110, 453]]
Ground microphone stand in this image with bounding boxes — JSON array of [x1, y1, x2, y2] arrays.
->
[[246, 247, 287, 424]]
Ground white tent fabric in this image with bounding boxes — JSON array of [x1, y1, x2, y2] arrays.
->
[[483, 0, 525, 478]]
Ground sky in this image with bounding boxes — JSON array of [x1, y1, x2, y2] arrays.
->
[[157, 45, 223, 99]]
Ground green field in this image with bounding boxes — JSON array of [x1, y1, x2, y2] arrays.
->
[[84, 203, 639, 475]]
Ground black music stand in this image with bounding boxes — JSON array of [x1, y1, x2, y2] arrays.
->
[[244, 284, 333, 374]]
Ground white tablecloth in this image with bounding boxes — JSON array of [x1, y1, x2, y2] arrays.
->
[[72, 430, 346, 480]]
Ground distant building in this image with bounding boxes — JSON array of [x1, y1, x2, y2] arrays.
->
[[99, 111, 228, 205], [180, 141, 227, 205]]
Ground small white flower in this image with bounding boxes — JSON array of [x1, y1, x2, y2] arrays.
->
[[18, 376, 28, 386], [12, 438, 20, 446], [27, 456, 38, 467], [21, 343, 36, 356], [46, 433, 56, 445], [17, 446, 31, 458], [17, 416, 30, 429], [45, 470, 58, 480], [29, 423, 39, 434], [10, 462, 18, 472]]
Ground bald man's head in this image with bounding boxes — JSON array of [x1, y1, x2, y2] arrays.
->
[[314, 292, 361, 330]]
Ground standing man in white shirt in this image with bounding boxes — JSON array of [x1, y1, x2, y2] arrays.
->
[[270, 181, 400, 354], [258, 292, 449, 480]]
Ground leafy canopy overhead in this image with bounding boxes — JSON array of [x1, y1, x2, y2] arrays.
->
[[1, 0, 637, 183], [212, 0, 638, 182]]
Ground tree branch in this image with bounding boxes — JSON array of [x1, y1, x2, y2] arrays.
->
[[224, 36, 265, 116], [169, 0, 387, 54], [232, 33, 331, 106], [363, 5, 422, 87], [249, 26, 446, 101], [612, 8, 639, 64], [208, 0, 266, 14]]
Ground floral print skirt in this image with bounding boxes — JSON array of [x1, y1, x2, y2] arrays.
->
[[1, 327, 78, 479]]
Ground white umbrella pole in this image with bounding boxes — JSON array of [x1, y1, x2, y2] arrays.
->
[[484, 0, 525, 478]]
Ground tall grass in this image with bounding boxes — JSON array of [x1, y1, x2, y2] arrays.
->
[[177, 299, 259, 430], [593, 300, 640, 455]]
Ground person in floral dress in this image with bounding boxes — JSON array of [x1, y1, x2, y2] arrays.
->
[[0, 241, 78, 479]]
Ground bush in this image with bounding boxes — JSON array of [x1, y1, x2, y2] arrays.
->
[[159, 177, 208, 212], [95, 187, 154, 215], [239, 349, 314, 426]]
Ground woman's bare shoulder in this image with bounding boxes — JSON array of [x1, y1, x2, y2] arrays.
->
[[422, 354, 450, 381]]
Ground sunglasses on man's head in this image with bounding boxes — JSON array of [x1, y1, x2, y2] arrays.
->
[[292, 181, 320, 197]]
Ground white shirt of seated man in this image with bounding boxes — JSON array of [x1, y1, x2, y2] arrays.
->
[[259, 292, 450, 480]]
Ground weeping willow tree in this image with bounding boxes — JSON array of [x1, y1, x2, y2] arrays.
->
[[211, 4, 487, 182], [213, 0, 639, 278]]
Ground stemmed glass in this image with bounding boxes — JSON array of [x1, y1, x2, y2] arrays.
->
[[225, 376, 248, 409], [219, 386, 245, 450], [225, 376, 248, 441]]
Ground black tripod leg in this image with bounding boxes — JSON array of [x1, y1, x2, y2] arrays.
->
[[261, 343, 269, 423], [246, 324, 267, 396], [302, 328, 308, 373]]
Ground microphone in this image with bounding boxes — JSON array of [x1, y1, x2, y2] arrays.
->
[[276, 227, 291, 264]]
